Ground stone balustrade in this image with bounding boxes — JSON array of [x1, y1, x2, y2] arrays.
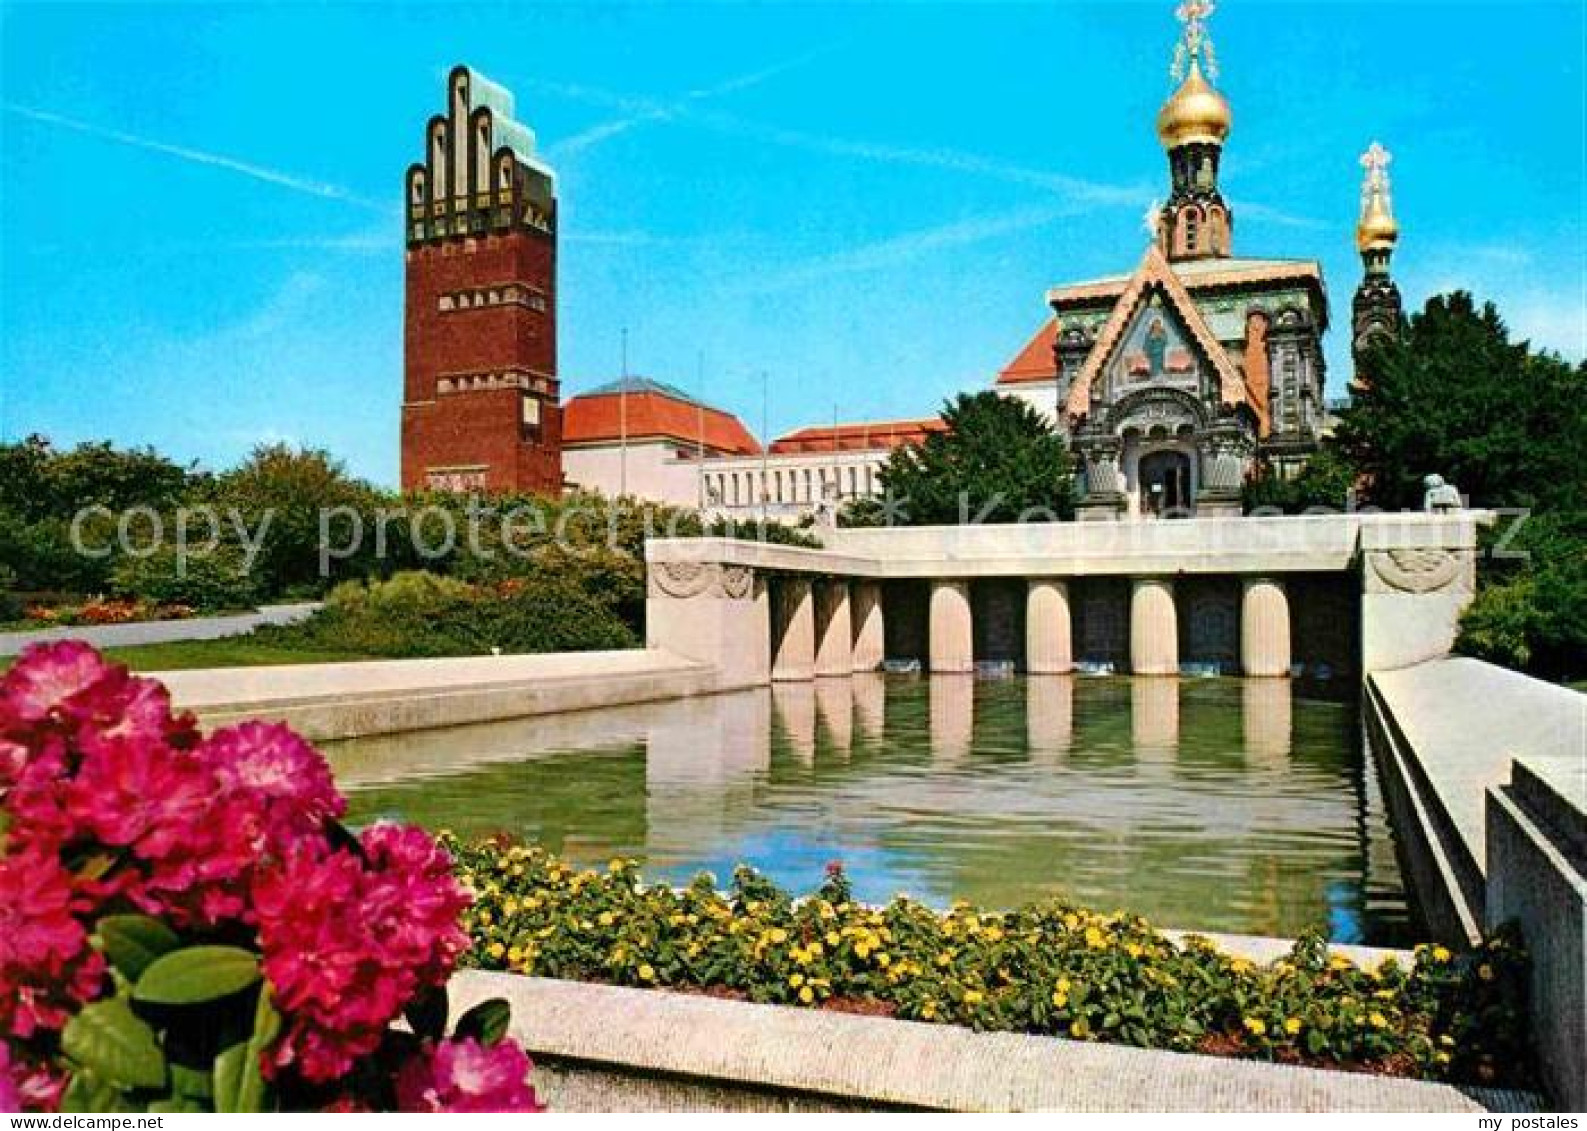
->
[[645, 515, 1489, 685]]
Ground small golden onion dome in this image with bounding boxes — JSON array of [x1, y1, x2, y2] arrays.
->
[[1156, 60, 1232, 150], [1356, 194, 1399, 252]]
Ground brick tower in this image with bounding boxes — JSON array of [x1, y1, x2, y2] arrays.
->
[[401, 65, 562, 494]]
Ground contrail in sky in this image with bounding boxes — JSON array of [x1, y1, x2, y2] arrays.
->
[[547, 47, 833, 159], [3, 103, 387, 211]]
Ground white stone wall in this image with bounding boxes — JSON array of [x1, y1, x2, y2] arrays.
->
[[563, 441, 705, 507]]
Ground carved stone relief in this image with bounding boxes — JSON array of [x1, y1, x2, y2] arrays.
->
[[1365, 548, 1469, 594], [648, 561, 758, 600]]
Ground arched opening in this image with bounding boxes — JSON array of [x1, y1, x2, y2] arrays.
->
[[1138, 449, 1193, 518]]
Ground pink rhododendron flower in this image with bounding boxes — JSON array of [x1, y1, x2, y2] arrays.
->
[[65, 736, 212, 856], [203, 721, 345, 845], [395, 1038, 543, 1113], [0, 1045, 18, 1114], [0, 641, 112, 726], [0, 849, 105, 1038], [255, 826, 470, 1083], [0, 1045, 66, 1114], [0, 644, 516, 1111]]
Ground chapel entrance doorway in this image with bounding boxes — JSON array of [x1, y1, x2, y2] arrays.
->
[[1139, 450, 1193, 518]]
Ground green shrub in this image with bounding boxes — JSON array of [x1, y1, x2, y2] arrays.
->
[[0, 562, 22, 622], [451, 841, 1533, 1088], [1458, 513, 1587, 682], [203, 444, 399, 597], [0, 513, 116, 594], [325, 569, 475, 613], [110, 546, 261, 613], [259, 574, 637, 658], [1242, 447, 1356, 514]]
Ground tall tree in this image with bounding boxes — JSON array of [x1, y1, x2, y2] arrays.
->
[[846, 392, 1074, 526], [1335, 292, 1587, 511]]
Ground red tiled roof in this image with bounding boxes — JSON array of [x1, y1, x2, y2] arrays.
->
[[769, 417, 946, 454], [994, 320, 1059, 386], [563, 389, 760, 455]]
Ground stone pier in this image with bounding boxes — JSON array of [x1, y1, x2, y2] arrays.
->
[[1025, 579, 1073, 674], [771, 577, 815, 682], [929, 580, 974, 674], [1240, 578, 1291, 677], [814, 580, 853, 677], [850, 581, 885, 673], [1129, 578, 1178, 676]]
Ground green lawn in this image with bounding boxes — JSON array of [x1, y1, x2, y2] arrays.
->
[[4, 637, 376, 673]]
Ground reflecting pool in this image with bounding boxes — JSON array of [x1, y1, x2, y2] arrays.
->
[[329, 675, 1413, 945]]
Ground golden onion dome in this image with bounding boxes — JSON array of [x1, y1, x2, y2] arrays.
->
[[1358, 184, 1396, 252], [1356, 195, 1399, 252], [1156, 60, 1232, 150]]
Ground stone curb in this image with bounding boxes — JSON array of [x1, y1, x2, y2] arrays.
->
[[449, 971, 1543, 1113]]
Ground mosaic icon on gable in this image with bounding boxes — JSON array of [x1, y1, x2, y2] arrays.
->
[[1115, 299, 1198, 389]]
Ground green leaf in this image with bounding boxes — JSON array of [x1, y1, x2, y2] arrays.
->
[[62, 998, 167, 1091], [405, 984, 449, 1042], [98, 914, 181, 981], [148, 1097, 206, 1114], [216, 984, 281, 1114], [134, 945, 261, 1006], [169, 1062, 214, 1101], [212, 1043, 248, 1115], [60, 1071, 137, 1114], [453, 998, 511, 1045]]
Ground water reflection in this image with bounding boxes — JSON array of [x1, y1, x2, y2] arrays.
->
[[1130, 677, 1179, 761], [1243, 678, 1293, 764], [815, 678, 854, 755], [1025, 675, 1073, 758], [332, 674, 1410, 944], [928, 674, 974, 763]]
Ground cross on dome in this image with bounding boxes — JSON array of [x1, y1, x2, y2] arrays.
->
[[1171, 0, 1219, 82]]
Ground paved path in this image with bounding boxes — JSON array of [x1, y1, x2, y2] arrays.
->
[[0, 602, 320, 656], [1371, 658, 1585, 875]]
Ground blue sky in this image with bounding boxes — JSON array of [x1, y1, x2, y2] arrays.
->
[[2, 1, 1582, 486]]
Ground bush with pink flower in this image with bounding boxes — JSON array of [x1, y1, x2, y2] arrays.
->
[[0, 641, 543, 1113]]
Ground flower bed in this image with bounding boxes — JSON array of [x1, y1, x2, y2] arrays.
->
[[0, 643, 543, 1113], [452, 840, 1535, 1089], [18, 598, 196, 628]]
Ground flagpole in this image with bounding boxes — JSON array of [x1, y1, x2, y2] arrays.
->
[[696, 351, 706, 511], [619, 328, 629, 498], [760, 370, 769, 527]]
